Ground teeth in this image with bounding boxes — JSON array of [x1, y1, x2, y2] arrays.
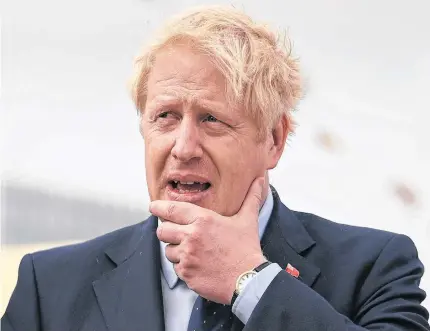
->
[[171, 180, 207, 185]]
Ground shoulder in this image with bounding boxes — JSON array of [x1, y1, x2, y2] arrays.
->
[[292, 210, 417, 259], [30, 221, 147, 278], [295, 210, 394, 241], [289, 210, 425, 300]]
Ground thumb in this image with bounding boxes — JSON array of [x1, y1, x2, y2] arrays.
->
[[236, 177, 265, 219]]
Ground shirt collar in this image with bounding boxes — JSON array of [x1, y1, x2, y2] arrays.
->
[[159, 187, 274, 289]]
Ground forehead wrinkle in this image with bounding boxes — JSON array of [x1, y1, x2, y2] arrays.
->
[[165, 83, 217, 107], [148, 63, 227, 113], [146, 91, 206, 114]]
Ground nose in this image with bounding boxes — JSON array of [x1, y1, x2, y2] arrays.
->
[[171, 117, 203, 162]]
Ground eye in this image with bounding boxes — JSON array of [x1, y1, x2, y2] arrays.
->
[[151, 110, 179, 126], [203, 114, 219, 123], [155, 111, 178, 121], [158, 111, 171, 119]]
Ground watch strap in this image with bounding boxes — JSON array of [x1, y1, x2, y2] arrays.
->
[[230, 261, 272, 306], [254, 261, 271, 272], [231, 289, 239, 307]]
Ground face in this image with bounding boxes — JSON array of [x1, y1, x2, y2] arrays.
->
[[141, 44, 287, 216]]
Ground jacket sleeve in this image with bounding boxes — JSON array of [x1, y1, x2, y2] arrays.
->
[[1, 254, 41, 331], [244, 234, 430, 331]]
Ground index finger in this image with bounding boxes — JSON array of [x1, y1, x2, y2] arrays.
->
[[149, 200, 206, 225]]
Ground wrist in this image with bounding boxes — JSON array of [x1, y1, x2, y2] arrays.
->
[[240, 254, 268, 274], [222, 254, 266, 304], [230, 259, 272, 306]]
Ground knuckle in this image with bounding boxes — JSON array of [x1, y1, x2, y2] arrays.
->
[[181, 257, 191, 270], [192, 215, 205, 224], [156, 224, 164, 238], [188, 228, 200, 243], [180, 264, 193, 280], [182, 244, 193, 259], [173, 231, 180, 243], [180, 246, 197, 265], [165, 244, 174, 258], [175, 259, 192, 281], [166, 203, 176, 218], [174, 263, 184, 277], [190, 218, 205, 235]]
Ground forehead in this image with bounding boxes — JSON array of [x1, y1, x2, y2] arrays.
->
[[146, 45, 227, 103]]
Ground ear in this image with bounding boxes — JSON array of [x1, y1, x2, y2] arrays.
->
[[139, 116, 145, 137], [267, 114, 290, 170]]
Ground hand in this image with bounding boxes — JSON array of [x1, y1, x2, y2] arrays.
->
[[149, 177, 267, 304]]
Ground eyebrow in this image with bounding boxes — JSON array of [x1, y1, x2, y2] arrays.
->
[[145, 95, 180, 113], [146, 95, 223, 114]]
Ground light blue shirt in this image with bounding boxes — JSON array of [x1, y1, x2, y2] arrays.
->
[[159, 188, 282, 330]]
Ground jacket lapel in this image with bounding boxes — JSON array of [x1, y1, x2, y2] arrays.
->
[[232, 187, 321, 331], [261, 187, 321, 288], [93, 216, 165, 331]]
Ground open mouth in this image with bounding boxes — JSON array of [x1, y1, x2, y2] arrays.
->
[[168, 180, 211, 193]]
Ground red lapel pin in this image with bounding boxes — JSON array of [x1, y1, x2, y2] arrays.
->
[[286, 263, 300, 278]]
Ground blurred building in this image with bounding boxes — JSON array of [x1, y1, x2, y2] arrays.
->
[[1, 180, 148, 245], [1, 181, 148, 314]]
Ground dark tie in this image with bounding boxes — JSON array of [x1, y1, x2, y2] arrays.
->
[[187, 296, 234, 331]]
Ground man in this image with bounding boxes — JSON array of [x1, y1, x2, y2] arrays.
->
[[2, 5, 429, 331]]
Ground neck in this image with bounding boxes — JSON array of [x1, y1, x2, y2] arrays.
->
[[260, 172, 270, 210]]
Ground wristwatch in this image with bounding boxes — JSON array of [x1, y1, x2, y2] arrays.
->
[[230, 261, 272, 306]]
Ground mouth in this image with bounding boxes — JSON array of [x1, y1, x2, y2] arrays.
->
[[168, 180, 211, 194], [165, 174, 213, 203]]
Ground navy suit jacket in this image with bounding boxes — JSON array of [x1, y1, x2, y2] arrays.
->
[[2, 188, 430, 330]]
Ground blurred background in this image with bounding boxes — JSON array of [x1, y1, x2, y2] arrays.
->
[[1, 0, 429, 315]]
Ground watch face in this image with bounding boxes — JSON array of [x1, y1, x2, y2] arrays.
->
[[237, 271, 257, 291]]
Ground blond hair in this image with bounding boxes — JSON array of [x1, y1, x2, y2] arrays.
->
[[130, 5, 302, 137]]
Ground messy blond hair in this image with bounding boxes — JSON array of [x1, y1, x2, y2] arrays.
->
[[130, 5, 302, 137]]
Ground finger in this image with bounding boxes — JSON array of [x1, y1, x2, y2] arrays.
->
[[150, 200, 208, 225], [165, 243, 180, 263], [236, 177, 265, 219], [173, 263, 184, 281], [157, 221, 187, 245]]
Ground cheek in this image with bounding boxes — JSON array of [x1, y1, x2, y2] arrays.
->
[[143, 131, 175, 177], [211, 145, 263, 216], [212, 140, 266, 183], [144, 125, 174, 157], [232, 140, 267, 167]]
